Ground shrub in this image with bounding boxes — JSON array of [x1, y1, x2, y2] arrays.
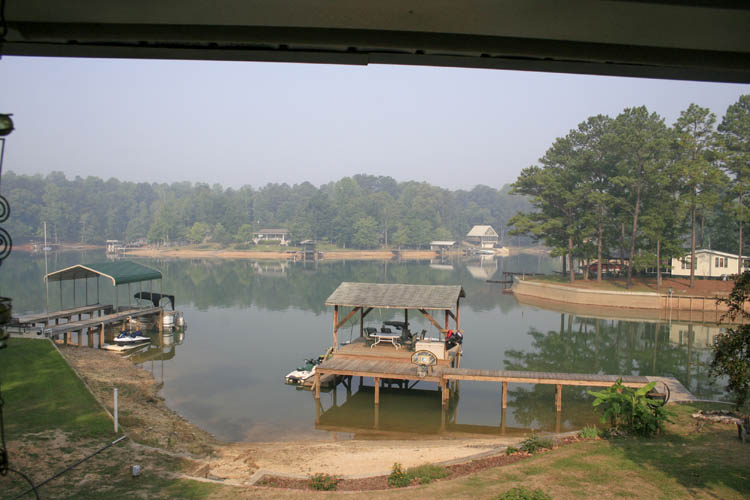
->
[[388, 462, 411, 488], [406, 464, 448, 484], [713, 271, 750, 409], [578, 425, 599, 439], [497, 486, 553, 500], [588, 379, 672, 436], [309, 473, 339, 491], [519, 434, 553, 453], [506, 446, 519, 455]]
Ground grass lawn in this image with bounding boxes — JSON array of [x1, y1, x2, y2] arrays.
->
[[1, 339, 748, 499], [0, 338, 112, 438]]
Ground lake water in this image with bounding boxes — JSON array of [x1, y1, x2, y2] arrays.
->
[[0, 250, 727, 442]]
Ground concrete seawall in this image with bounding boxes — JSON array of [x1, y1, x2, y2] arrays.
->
[[512, 278, 733, 314]]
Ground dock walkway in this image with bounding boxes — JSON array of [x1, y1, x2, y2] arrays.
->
[[42, 306, 162, 346], [316, 357, 651, 410], [15, 304, 113, 327]]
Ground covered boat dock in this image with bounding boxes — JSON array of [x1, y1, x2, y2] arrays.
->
[[14, 260, 169, 346], [315, 282, 653, 411]]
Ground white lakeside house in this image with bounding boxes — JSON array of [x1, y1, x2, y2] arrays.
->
[[671, 249, 750, 278]]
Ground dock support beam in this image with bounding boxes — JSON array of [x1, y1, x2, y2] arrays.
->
[[374, 377, 380, 405], [314, 371, 321, 400], [555, 384, 562, 412], [501, 382, 508, 409]]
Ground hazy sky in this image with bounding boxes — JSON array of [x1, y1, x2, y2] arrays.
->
[[1, 56, 748, 191]]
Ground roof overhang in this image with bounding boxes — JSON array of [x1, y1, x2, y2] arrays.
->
[[325, 282, 465, 310], [45, 261, 162, 286], [2, 1, 750, 83]]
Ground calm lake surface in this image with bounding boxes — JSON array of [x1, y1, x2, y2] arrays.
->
[[1, 250, 727, 441]]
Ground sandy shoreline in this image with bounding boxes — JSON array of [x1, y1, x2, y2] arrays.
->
[[56, 344, 525, 481], [124, 247, 439, 261]]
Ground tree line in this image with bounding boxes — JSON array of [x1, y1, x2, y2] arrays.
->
[[509, 95, 750, 288], [2, 172, 531, 249]]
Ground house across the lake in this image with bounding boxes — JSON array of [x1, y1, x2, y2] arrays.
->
[[430, 240, 458, 252], [466, 225, 499, 249], [671, 249, 750, 278], [252, 228, 290, 246]]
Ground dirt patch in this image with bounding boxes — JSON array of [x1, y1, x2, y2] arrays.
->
[[58, 345, 218, 457], [254, 439, 591, 491]]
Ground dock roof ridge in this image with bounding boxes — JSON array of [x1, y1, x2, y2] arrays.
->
[[325, 281, 465, 310]]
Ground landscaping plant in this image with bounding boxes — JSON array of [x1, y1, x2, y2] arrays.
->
[[496, 486, 553, 500], [309, 473, 339, 491], [578, 424, 599, 439], [519, 434, 554, 453], [713, 271, 750, 409], [387, 462, 411, 488], [588, 379, 672, 436]]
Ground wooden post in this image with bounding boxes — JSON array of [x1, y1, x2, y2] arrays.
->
[[555, 384, 562, 412], [333, 305, 339, 351], [374, 404, 380, 429], [314, 371, 321, 400], [78, 330, 83, 346], [99, 323, 104, 348], [456, 299, 461, 330], [500, 407, 507, 434], [502, 381, 508, 409], [360, 307, 364, 337], [441, 380, 449, 409], [315, 398, 321, 425], [444, 310, 450, 330], [374, 377, 380, 405]]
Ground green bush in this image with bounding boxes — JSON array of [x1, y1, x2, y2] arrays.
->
[[519, 434, 553, 453], [497, 486, 552, 500], [309, 473, 339, 491], [588, 379, 672, 436], [388, 462, 411, 488], [406, 464, 448, 484], [506, 446, 519, 455], [578, 425, 599, 439]]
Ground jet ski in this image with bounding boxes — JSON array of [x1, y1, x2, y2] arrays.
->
[[113, 329, 150, 345]]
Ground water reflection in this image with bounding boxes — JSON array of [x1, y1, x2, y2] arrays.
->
[[0, 250, 729, 442]]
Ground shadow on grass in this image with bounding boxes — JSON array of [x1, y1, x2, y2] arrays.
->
[[610, 404, 750, 498]]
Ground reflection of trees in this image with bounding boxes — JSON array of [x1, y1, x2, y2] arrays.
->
[[505, 314, 721, 420]]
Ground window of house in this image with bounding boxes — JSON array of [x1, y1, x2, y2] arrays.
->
[[715, 257, 720, 267]]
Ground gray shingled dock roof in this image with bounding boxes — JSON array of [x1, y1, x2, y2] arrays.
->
[[325, 282, 465, 310]]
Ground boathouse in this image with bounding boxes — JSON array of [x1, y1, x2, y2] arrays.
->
[[315, 281, 652, 412], [430, 240, 457, 252], [44, 260, 164, 312], [252, 228, 290, 246], [466, 225, 499, 249]]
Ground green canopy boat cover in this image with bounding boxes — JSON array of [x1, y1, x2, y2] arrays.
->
[[45, 260, 162, 286]]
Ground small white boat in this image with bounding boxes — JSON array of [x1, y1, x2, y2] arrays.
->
[[285, 363, 317, 385], [285, 347, 333, 385], [113, 330, 150, 345]]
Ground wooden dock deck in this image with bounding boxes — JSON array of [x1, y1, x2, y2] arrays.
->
[[15, 304, 114, 327], [42, 306, 163, 347], [316, 357, 651, 411]]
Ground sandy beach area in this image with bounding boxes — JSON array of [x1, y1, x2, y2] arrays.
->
[[57, 345, 524, 483]]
